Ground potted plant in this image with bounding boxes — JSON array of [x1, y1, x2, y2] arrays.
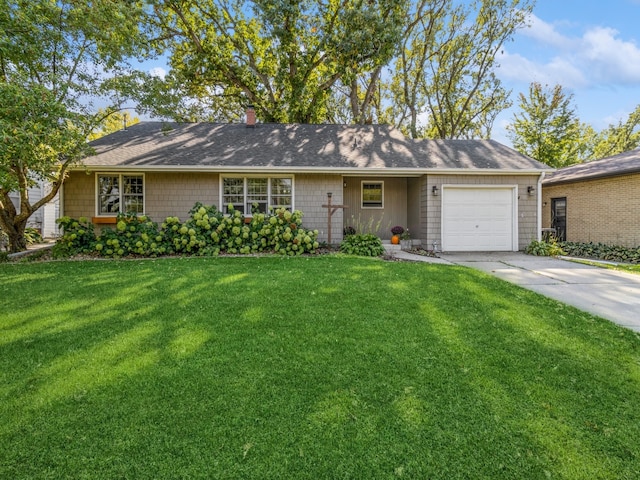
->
[[390, 225, 404, 244], [400, 228, 411, 250]]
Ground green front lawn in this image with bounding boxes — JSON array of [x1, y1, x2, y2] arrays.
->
[[615, 264, 640, 274], [1, 257, 640, 479], [567, 258, 640, 275]]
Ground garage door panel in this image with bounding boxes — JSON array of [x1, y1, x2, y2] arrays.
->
[[442, 187, 515, 251]]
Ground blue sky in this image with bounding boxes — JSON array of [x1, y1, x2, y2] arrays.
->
[[493, 0, 640, 144], [141, 1, 640, 146]]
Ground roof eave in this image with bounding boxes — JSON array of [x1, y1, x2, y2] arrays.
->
[[71, 164, 550, 176], [544, 168, 640, 186]]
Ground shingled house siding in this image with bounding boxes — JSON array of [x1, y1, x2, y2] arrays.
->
[[406, 177, 422, 243], [425, 174, 540, 251], [145, 172, 219, 222], [542, 174, 640, 247], [294, 174, 344, 244], [342, 176, 408, 240], [63, 171, 95, 219]]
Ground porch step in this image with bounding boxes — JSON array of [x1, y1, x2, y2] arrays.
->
[[382, 242, 402, 253]]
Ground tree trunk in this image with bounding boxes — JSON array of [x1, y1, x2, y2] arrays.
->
[[6, 221, 28, 253]]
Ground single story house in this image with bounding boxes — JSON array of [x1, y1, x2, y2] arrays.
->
[[542, 149, 640, 247], [61, 116, 551, 251]]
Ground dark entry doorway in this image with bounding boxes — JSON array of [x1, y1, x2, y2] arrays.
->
[[551, 197, 567, 241]]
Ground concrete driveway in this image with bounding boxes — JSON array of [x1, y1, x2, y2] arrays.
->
[[438, 252, 640, 332]]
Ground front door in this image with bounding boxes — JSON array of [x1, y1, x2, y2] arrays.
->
[[551, 197, 567, 241]]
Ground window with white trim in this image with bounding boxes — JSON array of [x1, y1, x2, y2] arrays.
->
[[362, 181, 383, 208], [97, 174, 144, 215], [222, 176, 293, 214]]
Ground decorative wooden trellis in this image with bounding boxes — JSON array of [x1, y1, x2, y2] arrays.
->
[[321, 192, 348, 245]]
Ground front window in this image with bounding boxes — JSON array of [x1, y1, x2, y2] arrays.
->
[[97, 174, 144, 215], [222, 176, 293, 214], [362, 181, 383, 208]]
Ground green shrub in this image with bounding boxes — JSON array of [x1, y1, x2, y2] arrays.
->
[[0, 226, 42, 251], [53, 216, 96, 258], [560, 241, 640, 264], [96, 213, 164, 258], [260, 207, 319, 256], [160, 203, 320, 256], [339, 233, 385, 257], [24, 227, 43, 245], [525, 239, 565, 257], [54, 203, 320, 259]]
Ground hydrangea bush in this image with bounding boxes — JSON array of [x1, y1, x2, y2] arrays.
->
[[53, 216, 96, 257], [97, 214, 164, 257], [54, 203, 320, 258]]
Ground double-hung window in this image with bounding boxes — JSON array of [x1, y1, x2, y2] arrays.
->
[[97, 173, 144, 215], [222, 176, 293, 214]]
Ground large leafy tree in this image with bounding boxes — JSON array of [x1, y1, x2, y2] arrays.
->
[[508, 83, 640, 166], [377, 0, 533, 139], [88, 110, 140, 141], [420, 0, 532, 139], [588, 105, 640, 159], [0, 0, 149, 252], [507, 82, 585, 167], [146, 0, 407, 124], [147, 0, 533, 138]]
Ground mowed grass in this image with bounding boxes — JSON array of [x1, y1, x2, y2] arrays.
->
[[1, 256, 640, 479], [575, 260, 640, 275]]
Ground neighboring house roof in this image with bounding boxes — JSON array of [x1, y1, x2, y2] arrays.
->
[[544, 149, 640, 186], [81, 122, 550, 174]]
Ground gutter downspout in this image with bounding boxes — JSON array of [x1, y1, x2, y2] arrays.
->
[[536, 171, 546, 241]]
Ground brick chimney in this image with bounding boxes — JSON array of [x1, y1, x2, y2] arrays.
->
[[246, 106, 256, 127]]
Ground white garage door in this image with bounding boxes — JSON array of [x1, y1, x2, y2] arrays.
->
[[442, 187, 516, 251]]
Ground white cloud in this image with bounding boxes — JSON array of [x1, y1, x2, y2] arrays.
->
[[501, 13, 640, 88], [520, 13, 575, 49], [580, 27, 640, 84], [496, 50, 586, 88], [149, 67, 167, 79]]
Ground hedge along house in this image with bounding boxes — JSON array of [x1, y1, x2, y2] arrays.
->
[[62, 116, 551, 252], [542, 149, 640, 247]]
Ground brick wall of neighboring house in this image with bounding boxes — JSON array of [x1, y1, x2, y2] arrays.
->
[[542, 174, 640, 247], [425, 174, 541, 251]]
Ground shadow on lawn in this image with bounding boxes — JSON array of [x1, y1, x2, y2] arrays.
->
[[1, 257, 640, 478], [420, 270, 640, 477]]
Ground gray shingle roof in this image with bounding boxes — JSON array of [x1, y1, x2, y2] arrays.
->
[[82, 122, 550, 173], [544, 149, 640, 185]]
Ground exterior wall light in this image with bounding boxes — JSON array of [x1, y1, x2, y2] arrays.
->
[[527, 186, 535, 196], [432, 185, 439, 196]]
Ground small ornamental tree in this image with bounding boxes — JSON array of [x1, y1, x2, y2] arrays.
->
[[0, 0, 150, 252]]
